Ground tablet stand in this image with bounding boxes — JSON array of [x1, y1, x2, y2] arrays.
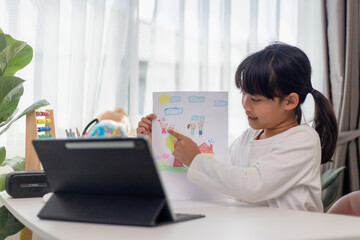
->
[[39, 193, 176, 226]]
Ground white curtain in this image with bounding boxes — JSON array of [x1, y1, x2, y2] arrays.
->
[[141, 0, 326, 144], [0, 0, 325, 158], [0, 0, 133, 157]]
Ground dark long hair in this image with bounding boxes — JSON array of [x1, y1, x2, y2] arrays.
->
[[235, 42, 338, 164]]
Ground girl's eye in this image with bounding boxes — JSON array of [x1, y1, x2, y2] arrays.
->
[[251, 97, 260, 102]]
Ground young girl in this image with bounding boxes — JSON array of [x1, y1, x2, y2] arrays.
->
[[136, 43, 338, 212]]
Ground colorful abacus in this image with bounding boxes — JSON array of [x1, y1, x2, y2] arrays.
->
[[25, 109, 56, 171]]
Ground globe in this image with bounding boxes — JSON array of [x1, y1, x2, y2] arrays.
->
[[87, 120, 128, 138]]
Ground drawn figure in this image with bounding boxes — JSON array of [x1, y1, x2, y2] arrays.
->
[[187, 122, 196, 136], [198, 121, 204, 136], [160, 117, 168, 134]]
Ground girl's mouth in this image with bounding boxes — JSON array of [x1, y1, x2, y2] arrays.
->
[[247, 116, 257, 122]]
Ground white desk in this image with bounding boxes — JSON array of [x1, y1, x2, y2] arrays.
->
[[2, 192, 360, 240]]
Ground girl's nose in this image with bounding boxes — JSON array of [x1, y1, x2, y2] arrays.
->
[[242, 94, 251, 110]]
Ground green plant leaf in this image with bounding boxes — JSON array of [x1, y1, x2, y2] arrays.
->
[[0, 206, 24, 240], [0, 76, 24, 123], [0, 33, 6, 53], [0, 29, 31, 240], [0, 37, 33, 77], [0, 41, 25, 76], [0, 156, 24, 192], [0, 99, 49, 135], [0, 147, 5, 165], [0, 173, 6, 192], [1, 156, 25, 171], [321, 166, 346, 211], [4, 34, 33, 74], [4, 34, 20, 45], [0, 109, 18, 128], [321, 166, 346, 190], [0, 166, 14, 192]]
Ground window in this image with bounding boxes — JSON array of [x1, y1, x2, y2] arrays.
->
[[0, 0, 325, 157]]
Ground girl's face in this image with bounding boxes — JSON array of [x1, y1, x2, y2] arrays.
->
[[241, 92, 296, 134]]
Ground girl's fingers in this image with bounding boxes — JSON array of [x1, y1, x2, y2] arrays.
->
[[137, 113, 157, 136], [136, 127, 148, 135], [140, 117, 152, 125], [167, 129, 184, 140], [171, 149, 180, 159], [138, 120, 150, 129], [141, 117, 147, 122], [146, 113, 157, 120], [137, 120, 150, 131]]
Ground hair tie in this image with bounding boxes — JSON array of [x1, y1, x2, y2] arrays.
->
[[310, 88, 315, 94]]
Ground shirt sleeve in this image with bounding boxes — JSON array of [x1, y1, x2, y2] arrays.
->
[[187, 130, 321, 203]]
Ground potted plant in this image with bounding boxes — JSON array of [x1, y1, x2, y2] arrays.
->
[[0, 28, 49, 239]]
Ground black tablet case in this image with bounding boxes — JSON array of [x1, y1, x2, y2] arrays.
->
[[33, 138, 204, 226]]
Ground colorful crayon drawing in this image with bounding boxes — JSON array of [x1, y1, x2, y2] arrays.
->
[[170, 96, 181, 103], [154, 132, 187, 172], [158, 135, 215, 172], [199, 142, 214, 158], [213, 99, 228, 107], [189, 96, 205, 103], [164, 107, 183, 116], [152, 91, 228, 200]]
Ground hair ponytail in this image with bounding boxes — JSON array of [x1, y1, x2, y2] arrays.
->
[[311, 89, 338, 164]]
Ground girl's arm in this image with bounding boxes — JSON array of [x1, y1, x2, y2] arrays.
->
[[187, 130, 321, 203]]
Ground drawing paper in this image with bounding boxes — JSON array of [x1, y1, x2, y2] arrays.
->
[[152, 91, 228, 200]]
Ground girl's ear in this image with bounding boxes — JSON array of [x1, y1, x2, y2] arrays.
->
[[284, 93, 299, 110]]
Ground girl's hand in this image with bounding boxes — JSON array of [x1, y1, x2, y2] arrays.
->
[[136, 113, 157, 141], [167, 129, 201, 166]]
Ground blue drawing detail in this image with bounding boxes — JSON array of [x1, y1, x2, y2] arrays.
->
[[170, 96, 181, 103], [189, 96, 205, 103], [198, 121, 204, 136], [214, 100, 228, 107], [164, 107, 183, 116], [191, 115, 205, 122]]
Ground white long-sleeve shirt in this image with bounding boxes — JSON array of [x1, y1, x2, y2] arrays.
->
[[187, 124, 323, 212]]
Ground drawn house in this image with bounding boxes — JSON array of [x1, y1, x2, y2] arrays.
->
[[199, 142, 214, 158]]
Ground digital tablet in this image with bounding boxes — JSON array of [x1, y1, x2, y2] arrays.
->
[[33, 137, 204, 226]]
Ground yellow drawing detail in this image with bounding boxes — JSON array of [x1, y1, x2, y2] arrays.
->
[[159, 94, 170, 104]]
